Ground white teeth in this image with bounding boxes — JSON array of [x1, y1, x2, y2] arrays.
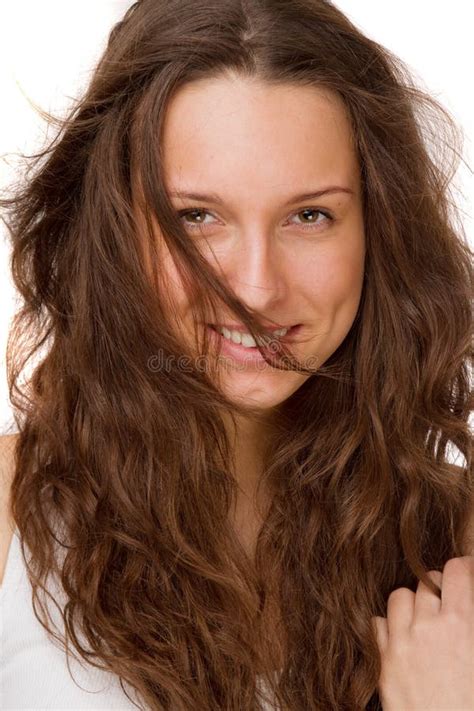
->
[[214, 325, 290, 347], [241, 333, 258, 348]]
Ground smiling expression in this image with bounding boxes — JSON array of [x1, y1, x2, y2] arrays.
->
[[136, 74, 366, 411]]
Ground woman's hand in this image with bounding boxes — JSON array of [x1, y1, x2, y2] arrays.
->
[[372, 555, 474, 711]]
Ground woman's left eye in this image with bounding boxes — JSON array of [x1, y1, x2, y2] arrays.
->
[[176, 207, 334, 232], [288, 208, 334, 230]]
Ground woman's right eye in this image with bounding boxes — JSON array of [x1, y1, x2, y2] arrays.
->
[[177, 208, 215, 229]]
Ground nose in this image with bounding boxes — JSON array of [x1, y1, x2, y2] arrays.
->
[[219, 228, 290, 314]]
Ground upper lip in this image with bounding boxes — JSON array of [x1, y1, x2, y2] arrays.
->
[[209, 322, 297, 332]]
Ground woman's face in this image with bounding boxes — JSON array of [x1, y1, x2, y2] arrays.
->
[[148, 75, 365, 410]]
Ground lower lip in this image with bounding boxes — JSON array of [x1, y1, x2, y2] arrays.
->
[[206, 325, 300, 365]]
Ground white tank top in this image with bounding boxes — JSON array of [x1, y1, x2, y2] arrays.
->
[[0, 528, 278, 710]]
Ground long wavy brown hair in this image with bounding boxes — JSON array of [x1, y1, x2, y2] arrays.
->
[[1, 0, 472, 709]]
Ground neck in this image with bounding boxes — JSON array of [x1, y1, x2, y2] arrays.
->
[[223, 413, 274, 554]]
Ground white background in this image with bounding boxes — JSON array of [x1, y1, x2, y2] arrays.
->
[[0, 1, 472, 446]]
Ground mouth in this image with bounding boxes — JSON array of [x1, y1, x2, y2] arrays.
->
[[207, 323, 301, 349]]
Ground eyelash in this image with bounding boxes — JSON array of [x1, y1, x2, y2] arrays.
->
[[176, 207, 334, 233]]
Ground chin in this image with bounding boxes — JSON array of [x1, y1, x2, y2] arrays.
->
[[221, 371, 308, 410]]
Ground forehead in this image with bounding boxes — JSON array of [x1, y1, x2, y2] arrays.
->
[[161, 75, 359, 199]]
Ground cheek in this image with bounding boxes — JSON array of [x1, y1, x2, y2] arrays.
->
[[300, 247, 365, 330]]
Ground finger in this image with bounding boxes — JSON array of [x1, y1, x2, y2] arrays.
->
[[386, 586, 415, 633], [440, 555, 474, 616], [371, 615, 389, 654], [414, 569, 442, 619]]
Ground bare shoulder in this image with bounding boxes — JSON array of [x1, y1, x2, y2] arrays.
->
[[0, 433, 19, 584]]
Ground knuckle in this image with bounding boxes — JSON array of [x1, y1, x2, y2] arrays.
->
[[389, 631, 411, 657], [441, 606, 468, 626], [387, 586, 413, 612], [388, 586, 412, 600], [410, 618, 433, 640], [443, 555, 474, 576]]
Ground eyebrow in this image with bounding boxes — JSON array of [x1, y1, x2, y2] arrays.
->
[[168, 186, 354, 206]]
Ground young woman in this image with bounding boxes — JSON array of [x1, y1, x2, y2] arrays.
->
[[0, 0, 472, 709]]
